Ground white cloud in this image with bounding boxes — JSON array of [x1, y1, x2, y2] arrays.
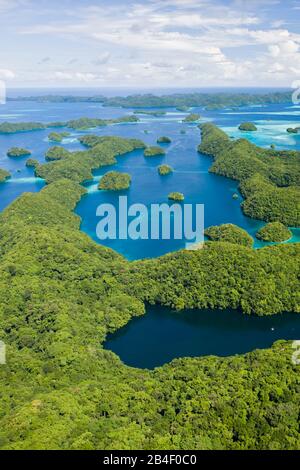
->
[[0, 69, 16, 79]]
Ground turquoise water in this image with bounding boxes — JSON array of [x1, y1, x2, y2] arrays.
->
[[0, 97, 299, 258], [105, 305, 300, 369]]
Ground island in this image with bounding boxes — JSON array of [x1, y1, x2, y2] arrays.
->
[[168, 192, 184, 201], [45, 146, 70, 161], [98, 171, 131, 191], [48, 131, 70, 142], [286, 127, 299, 134], [158, 164, 173, 176], [183, 113, 201, 123], [232, 193, 239, 199], [26, 158, 39, 168], [133, 110, 166, 117], [144, 146, 166, 157], [176, 106, 190, 112], [198, 123, 300, 227], [0, 168, 10, 182], [157, 136, 171, 144], [7, 147, 31, 157], [0, 122, 46, 133], [205, 223, 254, 247], [238, 122, 257, 131], [67, 115, 139, 130], [256, 221, 292, 242]]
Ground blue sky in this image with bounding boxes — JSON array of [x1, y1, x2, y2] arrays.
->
[[0, 0, 300, 88]]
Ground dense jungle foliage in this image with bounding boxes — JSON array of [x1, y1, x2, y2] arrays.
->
[[0, 134, 299, 450], [198, 123, 300, 226]]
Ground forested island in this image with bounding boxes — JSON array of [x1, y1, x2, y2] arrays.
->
[[0, 168, 10, 182], [7, 147, 31, 157], [205, 223, 253, 247], [157, 136, 171, 144], [0, 115, 139, 134], [144, 146, 166, 157], [98, 171, 131, 191], [238, 122, 258, 131], [0, 122, 46, 134], [183, 113, 201, 122], [45, 146, 70, 161], [25, 158, 39, 168], [168, 192, 184, 201], [198, 123, 300, 226], [286, 127, 299, 134], [133, 110, 166, 117], [48, 131, 70, 142], [7, 90, 292, 110], [256, 222, 292, 242], [158, 164, 173, 175]]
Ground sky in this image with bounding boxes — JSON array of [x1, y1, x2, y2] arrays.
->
[[0, 0, 300, 89]]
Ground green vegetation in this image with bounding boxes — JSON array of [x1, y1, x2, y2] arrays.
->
[[157, 136, 171, 144], [133, 110, 166, 117], [100, 91, 291, 110], [176, 106, 190, 112], [144, 146, 166, 157], [239, 122, 257, 131], [45, 146, 70, 161], [0, 131, 299, 448], [36, 136, 146, 184], [168, 192, 184, 201], [0, 168, 10, 182], [66, 115, 139, 130], [287, 127, 299, 134], [25, 158, 39, 168], [158, 164, 173, 176], [7, 147, 31, 157], [256, 222, 292, 242], [48, 131, 70, 142], [205, 223, 253, 247], [99, 171, 131, 191], [0, 122, 45, 134], [198, 123, 300, 226], [183, 113, 201, 122], [0, 115, 139, 135], [9, 91, 292, 110]]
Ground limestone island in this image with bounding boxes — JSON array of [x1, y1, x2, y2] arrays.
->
[[48, 131, 70, 142], [133, 110, 166, 117], [157, 136, 171, 144], [7, 147, 31, 158], [99, 171, 131, 191], [238, 122, 257, 131], [0, 122, 46, 134], [256, 222, 292, 242], [205, 223, 254, 247], [183, 113, 201, 123], [176, 106, 190, 112], [144, 146, 166, 157], [232, 193, 239, 200], [26, 158, 39, 168], [45, 146, 70, 161], [286, 127, 299, 134], [0, 169, 11, 183], [168, 192, 184, 201], [158, 164, 173, 176]]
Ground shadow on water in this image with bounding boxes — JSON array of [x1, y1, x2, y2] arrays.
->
[[105, 305, 300, 369]]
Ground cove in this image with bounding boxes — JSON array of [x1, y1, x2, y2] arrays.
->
[[105, 305, 300, 369]]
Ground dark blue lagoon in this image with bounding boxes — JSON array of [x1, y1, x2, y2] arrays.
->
[[105, 306, 300, 369]]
